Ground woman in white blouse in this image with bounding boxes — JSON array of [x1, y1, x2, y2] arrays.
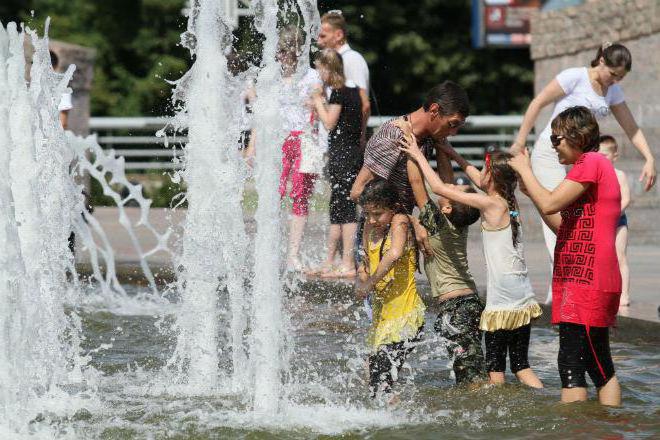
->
[[511, 42, 656, 303]]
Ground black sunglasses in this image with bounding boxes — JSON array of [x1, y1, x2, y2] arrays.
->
[[550, 134, 565, 147]]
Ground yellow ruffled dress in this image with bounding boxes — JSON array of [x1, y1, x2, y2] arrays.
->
[[366, 229, 425, 350]]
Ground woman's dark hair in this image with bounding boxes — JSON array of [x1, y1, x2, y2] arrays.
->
[[422, 81, 470, 117], [488, 151, 521, 247], [590, 43, 632, 71], [551, 106, 600, 153]]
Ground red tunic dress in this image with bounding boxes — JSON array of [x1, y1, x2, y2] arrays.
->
[[551, 152, 622, 327]]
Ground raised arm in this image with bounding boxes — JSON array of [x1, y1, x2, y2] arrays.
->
[[400, 136, 492, 211], [610, 102, 657, 191], [510, 148, 588, 218], [510, 79, 566, 154], [439, 142, 482, 187]]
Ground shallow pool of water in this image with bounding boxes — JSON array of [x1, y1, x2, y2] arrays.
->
[[36, 280, 660, 439]]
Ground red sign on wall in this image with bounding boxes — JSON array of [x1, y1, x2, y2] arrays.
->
[[473, 0, 541, 47]]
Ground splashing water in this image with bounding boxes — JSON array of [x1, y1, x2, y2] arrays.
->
[[0, 21, 90, 432], [166, 0, 251, 394], [167, 0, 320, 415], [0, 20, 174, 435]]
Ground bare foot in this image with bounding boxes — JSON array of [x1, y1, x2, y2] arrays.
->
[[304, 263, 334, 276], [320, 267, 357, 278]]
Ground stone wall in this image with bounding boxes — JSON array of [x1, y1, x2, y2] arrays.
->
[[24, 38, 96, 136], [525, 0, 660, 243]]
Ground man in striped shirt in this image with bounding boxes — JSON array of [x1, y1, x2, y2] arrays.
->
[[350, 81, 470, 254]]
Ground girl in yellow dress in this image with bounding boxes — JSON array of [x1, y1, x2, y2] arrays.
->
[[356, 179, 426, 397]]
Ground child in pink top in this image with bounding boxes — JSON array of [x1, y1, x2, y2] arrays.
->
[[510, 106, 622, 407]]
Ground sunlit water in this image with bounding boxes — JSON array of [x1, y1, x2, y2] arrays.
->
[[68, 282, 660, 438], [1, 0, 658, 437]]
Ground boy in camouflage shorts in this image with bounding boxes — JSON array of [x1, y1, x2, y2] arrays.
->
[[408, 156, 487, 386]]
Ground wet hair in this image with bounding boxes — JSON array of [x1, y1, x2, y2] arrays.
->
[[359, 179, 414, 266], [488, 151, 521, 247], [277, 26, 305, 57], [314, 49, 345, 89], [422, 81, 470, 118], [590, 43, 632, 71], [359, 179, 405, 213], [447, 187, 480, 228], [551, 106, 600, 153], [599, 134, 618, 152], [49, 50, 59, 69], [321, 11, 348, 38]]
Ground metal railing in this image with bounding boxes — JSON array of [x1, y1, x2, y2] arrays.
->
[[89, 115, 532, 171]]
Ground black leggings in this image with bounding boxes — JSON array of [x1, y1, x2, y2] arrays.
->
[[558, 322, 615, 388], [368, 329, 422, 396], [485, 324, 531, 374]]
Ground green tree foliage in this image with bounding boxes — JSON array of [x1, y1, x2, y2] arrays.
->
[[22, 0, 190, 116], [3, 1, 534, 117], [317, 0, 534, 115]]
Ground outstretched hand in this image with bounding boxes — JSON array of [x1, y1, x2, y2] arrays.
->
[[398, 135, 423, 162], [508, 147, 532, 173], [640, 160, 657, 191]]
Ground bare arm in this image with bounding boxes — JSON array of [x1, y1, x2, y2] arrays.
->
[[359, 88, 371, 148], [404, 160, 433, 257], [357, 222, 371, 283], [510, 79, 566, 154], [357, 214, 409, 297], [400, 136, 493, 211], [510, 148, 589, 217], [350, 166, 376, 201], [407, 159, 430, 209], [616, 169, 631, 211], [610, 102, 657, 191], [59, 110, 69, 130], [312, 93, 342, 131], [439, 142, 482, 187]]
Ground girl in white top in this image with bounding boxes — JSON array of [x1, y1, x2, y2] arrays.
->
[[510, 42, 656, 303], [401, 141, 543, 388]]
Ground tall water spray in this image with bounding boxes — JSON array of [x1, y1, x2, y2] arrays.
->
[[250, 0, 319, 415], [0, 20, 174, 434], [170, 0, 319, 413], [168, 0, 251, 393], [0, 21, 87, 431]]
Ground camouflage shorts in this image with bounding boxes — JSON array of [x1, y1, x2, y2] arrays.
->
[[434, 293, 488, 385]]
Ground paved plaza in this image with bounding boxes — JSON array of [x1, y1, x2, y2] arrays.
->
[[77, 204, 659, 324]]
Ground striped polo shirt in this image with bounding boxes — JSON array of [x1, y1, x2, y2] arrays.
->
[[363, 116, 434, 213]]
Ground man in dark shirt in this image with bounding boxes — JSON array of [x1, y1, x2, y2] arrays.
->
[[350, 81, 470, 254]]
